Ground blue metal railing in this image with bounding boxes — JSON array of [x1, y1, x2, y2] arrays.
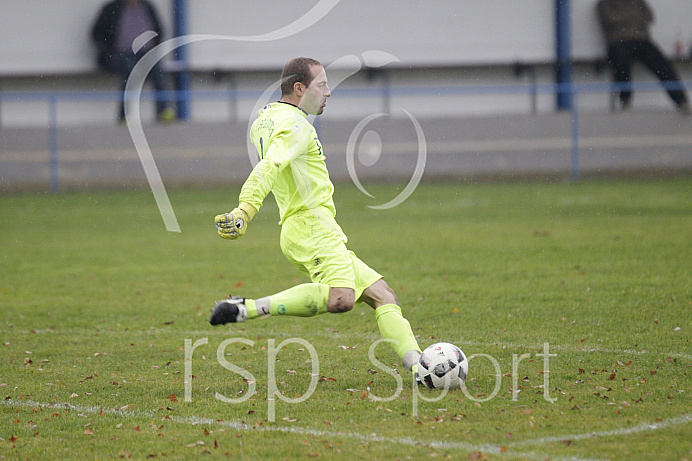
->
[[1, 79, 690, 191]]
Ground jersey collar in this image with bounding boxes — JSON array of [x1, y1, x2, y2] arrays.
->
[[277, 100, 308, 116]]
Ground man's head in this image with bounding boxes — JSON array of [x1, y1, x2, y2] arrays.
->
[[280, 57, 331, 115]]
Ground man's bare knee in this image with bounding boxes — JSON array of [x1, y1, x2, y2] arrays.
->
[[362, 279, 399, 309], [328, 287, 355, 313]]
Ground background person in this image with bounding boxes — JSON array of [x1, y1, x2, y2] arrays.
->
[[91, 0, 175, 122], [596, 0, 691, 115]]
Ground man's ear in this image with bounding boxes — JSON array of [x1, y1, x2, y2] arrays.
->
[[294, 82, 305, 96]]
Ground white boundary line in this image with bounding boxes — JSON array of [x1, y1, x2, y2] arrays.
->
[[3, 398, 690, 461], [510, 413, 692, 447]]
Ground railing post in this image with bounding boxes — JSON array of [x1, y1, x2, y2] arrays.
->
[[173, 0, 190, 120], [49, 95, 59, 193], [570, 86, 580, 180], [555, 0, 573, 111]]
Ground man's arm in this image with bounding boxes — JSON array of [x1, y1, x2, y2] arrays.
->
[[216, 122, 309, 240]]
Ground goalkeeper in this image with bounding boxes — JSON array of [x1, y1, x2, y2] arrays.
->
[[209, 57, 423, 378]]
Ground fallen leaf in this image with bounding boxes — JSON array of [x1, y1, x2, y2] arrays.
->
[[166, 394, 179, 402], [84, 428, 94, 435], [185, 441, 205, 448]]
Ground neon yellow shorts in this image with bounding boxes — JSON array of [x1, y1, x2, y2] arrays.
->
[[280, 208, 382, 301]]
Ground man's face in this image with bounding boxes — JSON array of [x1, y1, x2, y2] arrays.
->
[[299, 65, 331, 115]]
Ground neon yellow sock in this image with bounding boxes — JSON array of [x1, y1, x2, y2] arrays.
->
[[245, 299, 259, 319], [265, 283, 330, 317], [375, 304, 422, 368]]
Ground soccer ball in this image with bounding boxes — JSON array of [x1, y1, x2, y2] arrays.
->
[[418, 342, 468, 389]]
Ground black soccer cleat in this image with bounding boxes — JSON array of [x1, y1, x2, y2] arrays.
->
[[208, 296, 248, 325]]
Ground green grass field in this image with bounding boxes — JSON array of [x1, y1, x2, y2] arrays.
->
[[1, 179, 691, 460]]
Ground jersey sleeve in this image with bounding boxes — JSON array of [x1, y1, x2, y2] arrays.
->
[[239, 116, 311, 212]]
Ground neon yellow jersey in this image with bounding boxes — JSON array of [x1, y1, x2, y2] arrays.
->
[[240, 102, 336, 224]]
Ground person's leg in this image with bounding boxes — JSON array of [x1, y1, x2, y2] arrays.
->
[[100, 52, 138, 121], [361, 279, 422, 372], [636, 40, 689, 108], [251, 284, 354, 317], [146, 58, 174, 120], [209, 282, 332, 325], [608, 43, 634, 108]]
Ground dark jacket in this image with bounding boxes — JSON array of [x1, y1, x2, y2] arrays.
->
[[91, 0, 163, 66], [597, 0, 653, 46]]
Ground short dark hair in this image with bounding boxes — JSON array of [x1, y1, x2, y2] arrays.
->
[[280, 57, 322, 96]]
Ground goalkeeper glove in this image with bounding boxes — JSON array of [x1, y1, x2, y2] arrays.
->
[[215, 202, 257, 240]]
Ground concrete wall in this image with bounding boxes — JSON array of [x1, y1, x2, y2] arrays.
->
[[2, 0, 692, 75], [1, 0, 692, 127]]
